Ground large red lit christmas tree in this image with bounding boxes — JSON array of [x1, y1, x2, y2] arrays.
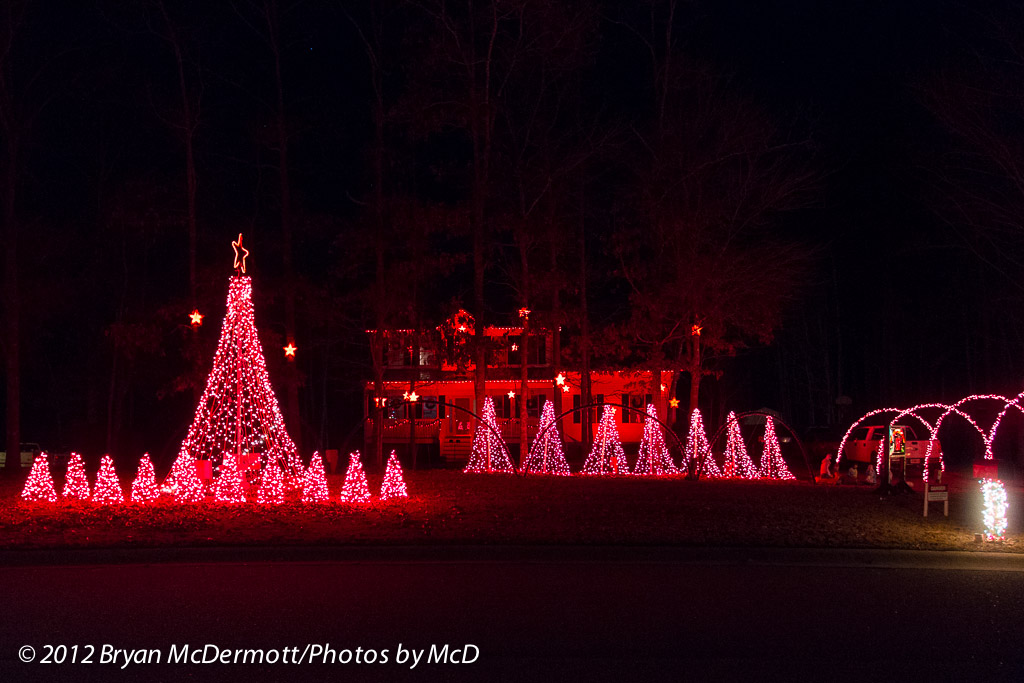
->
[[522, 400, 571, 475], [634, 404, 677, 476], [759, 417, 795, 480], [583, 405, 629, 475], [464, 397, 514, 473], [722, 411, 757, 479], [178, 234, 300, 494]]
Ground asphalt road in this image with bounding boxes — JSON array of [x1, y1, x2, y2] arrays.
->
[[2, 546, 1024, 682]]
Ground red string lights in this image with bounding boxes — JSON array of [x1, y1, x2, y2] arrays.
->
[[256, 459, 285, 505], [92, 454, 125, 505], [583, 405, 629, 475], [340, 451, 372, 503], [686, 409, 720, 478], [213, 452, 247, 503], [523, 400, 571, 475], [130, 453, 159, 504], [634, 403, 676, 476], [167, 452, 206, 503], [379, 450, 409, 500], [464, 397, 514, 473], [302, 451, 330, 503], [21, 452, 57, 503], [759, 417, 795, 480], [722, 412, 757, 479], [62, 452, 90, 501], [177, 263, 299, 495]]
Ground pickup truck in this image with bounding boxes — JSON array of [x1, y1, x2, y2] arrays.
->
[[842, 425, 940, 466], [0, 443, 42, 468]]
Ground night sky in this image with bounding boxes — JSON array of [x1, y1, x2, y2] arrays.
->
[[4, 0, 1024, 466]]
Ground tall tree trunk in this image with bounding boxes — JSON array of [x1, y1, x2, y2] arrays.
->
[[549, 221, 562, 428], [688, 328, 701, 417], [578, 181, 592, 448], [3, 139, 19, 473], [265, 0, 301, 450]]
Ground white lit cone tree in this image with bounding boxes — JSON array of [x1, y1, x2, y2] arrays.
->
[[634, 403, 677, 476], [522, 400, 571, 475], [759, 417, 795, 480], [177, 234, 302, 494], [722, 411, 757, 479], [583, 405, 629, 475], [686, 409, 720, 478], [464, 397, 514, 473]]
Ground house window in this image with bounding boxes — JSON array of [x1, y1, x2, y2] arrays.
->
[[621, 393, 654, 423], [490, 395, 512, 419]]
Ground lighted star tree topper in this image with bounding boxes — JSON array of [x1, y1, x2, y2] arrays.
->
[[634, 404, 677, 476], [464, 397, 514, 473], [759, 417, 795, 480], [178, 234, 300, 489], [722, 412, 757, 479], [686, 409, 720, 478], [522, 400, 571, 475], [582, 405, 629, 475], [379, 450, 409, 500]]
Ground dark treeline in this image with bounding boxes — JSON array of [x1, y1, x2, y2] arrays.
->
[[4, 0, 1024, 469]]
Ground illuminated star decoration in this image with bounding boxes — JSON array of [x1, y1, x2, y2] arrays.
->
[[691, 323, 702, 336], [232, 232, 250, 274], [283, 342, 297, 358], [189, 309, 204, 327], [403, 391, 419, 402], [510, 343, 518, 351], [458, 324, 467, 332], [669, 398, 680, 409], [518, 307, 531, 319], [660, 384, 667, 392], [562, 385, 570, 393], [507, 390, 516, 400], [555, 373, 566, 386]]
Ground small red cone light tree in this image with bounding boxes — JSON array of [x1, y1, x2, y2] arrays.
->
[[634, 404, 677, 476], [759, 417, 795, 480], [92, 455, 124, 505], [523, 400, 571, 475], [167, 453, 205, 503], [686, 409, 720, 479], [256, 459, 285, 505], [340, 451, 372, 503], [302, 451, 330, 503], [722, 412, 757, 479], [21, 452, 57, 502], [379, 450, 409, 500], [464, 397, 514, 473], [62, 452, 91, 501], [583, 405, 629, 475], [213, 452, 247, 503], [130, 453, 159, 504]]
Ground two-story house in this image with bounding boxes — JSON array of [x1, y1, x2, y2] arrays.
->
[[365, 311, 667, 465]]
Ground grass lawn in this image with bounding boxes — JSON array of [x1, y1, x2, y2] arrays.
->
[[0, 469, 1018, 552]]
